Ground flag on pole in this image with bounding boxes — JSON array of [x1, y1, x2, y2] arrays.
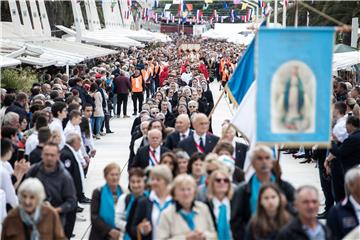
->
[[196, 9, 203, 24], [221, 16, 224, 23], [241, 2, 248, 10], [231, 9, 235, 22], [172, 15, 175, 23], [186, 3, 193, 12]]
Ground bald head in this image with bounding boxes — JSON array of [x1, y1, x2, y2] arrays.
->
[[192, 113, 209, 135], [175, 114, 190, 133], [148, 129, 162, 149]]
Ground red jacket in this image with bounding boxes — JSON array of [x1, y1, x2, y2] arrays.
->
[[159, 66, 169, 87], [198, 63, 209, 79]]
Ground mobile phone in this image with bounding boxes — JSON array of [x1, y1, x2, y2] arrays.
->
[[17, 149, 25, 160]]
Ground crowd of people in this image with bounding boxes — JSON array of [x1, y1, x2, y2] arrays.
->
[[1, 33, 360, 240]]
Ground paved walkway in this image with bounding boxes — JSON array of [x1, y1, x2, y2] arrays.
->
[[73, 82, 322, 239]]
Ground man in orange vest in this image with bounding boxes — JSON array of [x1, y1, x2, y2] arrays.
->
[[130, 69, 145, 116], [141, 62, 152, 99]]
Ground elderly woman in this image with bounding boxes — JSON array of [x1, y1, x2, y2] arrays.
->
[[205, 169, 237, 240], [89, 163, 123, 240], [1, 178, 66, 239], [157, 174, 216, 239], [131, 165, 173, 240]]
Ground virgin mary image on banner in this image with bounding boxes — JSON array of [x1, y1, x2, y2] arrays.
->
[[271, 61, 316, 133]]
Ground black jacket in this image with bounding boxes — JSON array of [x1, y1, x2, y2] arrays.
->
[[25, 162, 77, 216], [29, 145, 43, 165], [163, 111, 175, 128], [5, 102, 27, 121], [130, 196, 153, 240], [60, 145, 83, 199], [178, 133, 219, 157], [233, 175, 295, 240], [164, 130, 193, 150], [330, 129, 360, 173], [234, 142, 249, 170], [326, 197, 359, 239], [131, 145, 170, 169], [276, 217, 333, 240]]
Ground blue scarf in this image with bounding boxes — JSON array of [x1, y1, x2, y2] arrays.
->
[[99, 184, 122, 228], [250, 174, 275, 214], [198, 175, 206, 186], [217, 204, 231, 240], [153, 199, 173, 224], [179, 210, 197, 231]]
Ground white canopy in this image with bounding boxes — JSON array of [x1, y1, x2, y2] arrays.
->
[[0, 55, 21, 68], [333, 51, 360, 71]]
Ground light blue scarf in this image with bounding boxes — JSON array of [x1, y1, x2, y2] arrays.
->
[[250, 174, 275, 214], [217, 204, 231, 240], [99, 184, 122, 228], [19, 206, 42, 240], [179, 210, 197, 231]]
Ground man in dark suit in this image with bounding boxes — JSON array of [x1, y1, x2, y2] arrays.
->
[[165, 114, 193, 150], [132, 129, 169, 169], [60, 133, 91, 204], [328, 116, 360, 175], [178, 113, 219, 156]]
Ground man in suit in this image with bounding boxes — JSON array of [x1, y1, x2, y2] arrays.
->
[[131, 129, 169, 169], [165, 114, 193, 150], [178, 113, 219, 156], [327, 116, 360, 175]]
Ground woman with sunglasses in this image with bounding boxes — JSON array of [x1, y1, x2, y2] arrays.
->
[[244, 183, 291, 240], [204, 169, 238, 240]]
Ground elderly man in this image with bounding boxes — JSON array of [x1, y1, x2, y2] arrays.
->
[[178, 113, 219, 156], [25, 142, 77, 239], [131, 129, 169, 169], [277, 186, 332, 240], [2, 112, 20, 128], [165, 114, 193, 150], [232, 145, 295, 239], [327, 167, 360, 239]]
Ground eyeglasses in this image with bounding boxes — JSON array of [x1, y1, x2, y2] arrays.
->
[[215, 178, 230, 184], [189, 106, 196, 108]]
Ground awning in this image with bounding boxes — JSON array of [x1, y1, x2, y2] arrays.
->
[[333, 51, 360, 71], [0, 55, 21, 68]]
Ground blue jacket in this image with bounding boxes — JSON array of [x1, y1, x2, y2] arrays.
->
[[326, 197, 359, 239]]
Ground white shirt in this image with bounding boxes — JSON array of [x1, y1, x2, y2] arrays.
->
[[212, 197, 231, 221], [149, 145, 161, 166], [149, 191, 172, 239], [349, 196, 360, 224], [193, 132, 206, 147], [179, 129, 191, 141], [25, 131, 38, 155], [0, 164, 18, 208], [49, 118, 65, 149], [333, 115, 349, 143], [83, 118, 95, 152], [181, 72, 193, 85], [0, 189, 7, 232], [64, 121, 88, 160]]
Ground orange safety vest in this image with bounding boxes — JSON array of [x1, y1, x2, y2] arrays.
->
[[222, 69, 229, 82], [220, 59, 225, 73], [131, 75, 144, 92]]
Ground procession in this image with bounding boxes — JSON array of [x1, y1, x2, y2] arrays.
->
[[1, 0, 360, 240]]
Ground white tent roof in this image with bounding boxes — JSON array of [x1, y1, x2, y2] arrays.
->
[[333, 51, 360, 71], [0, 55, 21, 68]]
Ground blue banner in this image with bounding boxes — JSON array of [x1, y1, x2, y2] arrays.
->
[[256, 27, 335, 145]]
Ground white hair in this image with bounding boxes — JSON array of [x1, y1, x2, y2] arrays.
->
[[345, 167, 360, 192], [3, 112, 19, 126], [65, 133, 81, 145], [18, 178, 46, 205], [250, 145, 274, 162]]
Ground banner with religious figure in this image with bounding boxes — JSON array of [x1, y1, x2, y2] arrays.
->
[[256, 27, 335, 146]]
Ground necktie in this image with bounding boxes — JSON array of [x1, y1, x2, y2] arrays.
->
[[217, 204, 231, 240], [199, 137, 205, 150], [181, 134, 186, 140]]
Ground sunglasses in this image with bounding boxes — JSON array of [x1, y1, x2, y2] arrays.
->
[[215, 178, 230, 184], [189, 106, 196, 108]]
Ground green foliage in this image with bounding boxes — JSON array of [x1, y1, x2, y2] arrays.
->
[[1, 68, 39, 92]]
